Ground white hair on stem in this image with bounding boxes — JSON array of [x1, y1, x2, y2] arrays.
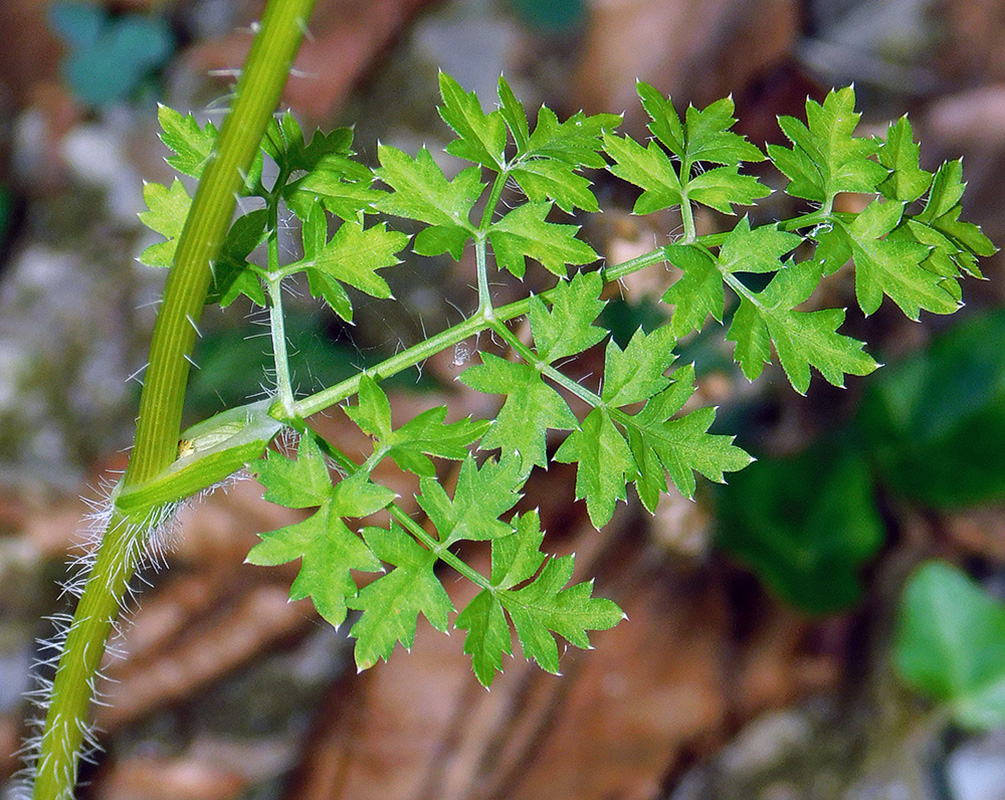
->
[[15, 468, 251, 799]]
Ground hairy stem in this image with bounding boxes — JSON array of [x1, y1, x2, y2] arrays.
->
[[31, 511, 147, 800], [32, 2, 316, 798], [266, 185, 298, 420]]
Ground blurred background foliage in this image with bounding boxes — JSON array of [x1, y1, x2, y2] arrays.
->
[[0, 1, 1003, 799]]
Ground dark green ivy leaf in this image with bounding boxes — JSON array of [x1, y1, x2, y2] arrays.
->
[[894, 561, 1005, 730]]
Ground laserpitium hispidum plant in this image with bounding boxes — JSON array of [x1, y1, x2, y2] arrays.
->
[[21, 0, 995, 797]]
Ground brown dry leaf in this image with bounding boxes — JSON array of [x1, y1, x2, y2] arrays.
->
[[574, 0, 798, 131], [94, 753, 246, 800], [96, 583, 314, 730], [941, 506, 1005, 562]]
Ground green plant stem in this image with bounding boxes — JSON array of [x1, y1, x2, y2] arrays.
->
[[266, 271, 297, 420], [488, 318, 604, 409], [32, 3, 316, 798], [474, 234, 494, 317], [31, 512, 146, 800], [126, 0, 316, 485], [265, 182, 298, 420], [680, 195, 697, 242]]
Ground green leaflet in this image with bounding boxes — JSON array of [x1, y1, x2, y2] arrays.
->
[[416, 455, 525, 544], [876, 116, 932, 203], [350, 522, 454, 670], [556, 360, 751, 527], [157, 105, 217, 179], [768, 85, 887, 203], [459, 354, 578, 471], [206, 209, 269, 307], [600, 325, 676, 407], [604, 83, 769, 216], [307, 219, 409, 316], [527, 270, 608, 362], [137, 178, 191, 268], [487, 201, 598, 278], [438, 71, 507, 170], [842, 198, 959, 318], [345, 374, 489, 476], [374, 145, 481, 259], [456, 510, 624, 684], [727, 260, 878, 393], [554, 405, 635, 529], [621, 364, 751, 505], [248, 434, 392, 628]]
